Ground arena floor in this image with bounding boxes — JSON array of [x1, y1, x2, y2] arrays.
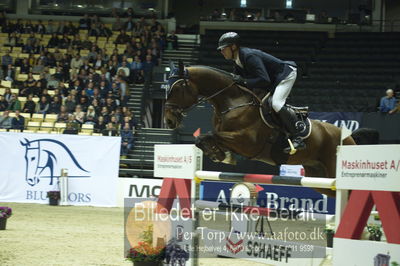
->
[[0, 203, 332, 266]]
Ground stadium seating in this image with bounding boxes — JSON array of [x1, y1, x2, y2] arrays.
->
[[199, 30, 400, 112]]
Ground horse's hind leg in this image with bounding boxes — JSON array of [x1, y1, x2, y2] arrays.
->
[[303, 162, 336, 198]]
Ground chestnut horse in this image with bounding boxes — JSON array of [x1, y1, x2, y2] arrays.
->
[[164, 63, 375, 196]]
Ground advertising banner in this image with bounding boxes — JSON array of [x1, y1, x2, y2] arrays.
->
[[309, 112, 363, 131], [0, 132, 121, 207]]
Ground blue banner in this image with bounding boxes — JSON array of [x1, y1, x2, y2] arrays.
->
[[200, 181, 335, 214], [309, 112, 363, 131]]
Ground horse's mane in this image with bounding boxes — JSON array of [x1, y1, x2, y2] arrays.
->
[[190, 65, 234, 80]]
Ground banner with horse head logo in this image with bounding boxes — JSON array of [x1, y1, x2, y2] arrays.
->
[[0, 132, 121, 207]]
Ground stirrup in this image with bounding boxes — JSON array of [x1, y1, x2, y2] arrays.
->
[[284, 138, 306, 155]]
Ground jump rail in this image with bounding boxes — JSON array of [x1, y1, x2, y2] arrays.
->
[[195, 170, 336, 190]]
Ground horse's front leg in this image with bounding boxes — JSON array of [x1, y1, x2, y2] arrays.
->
[[194, 133, 237, 165]]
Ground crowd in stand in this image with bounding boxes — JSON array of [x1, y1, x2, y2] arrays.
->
[[0, 12, 171, 157]]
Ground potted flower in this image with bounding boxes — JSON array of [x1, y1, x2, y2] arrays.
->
[[324, 224, 335, 248], [0, 207, 12, 230], [126, 224, 166, 266], [367, 224, 382, 241], [47, 191, 61, 206]]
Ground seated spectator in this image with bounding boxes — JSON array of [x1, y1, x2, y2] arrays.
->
[[11, 110, 24, 131], [0, 95, 8, 111], [22, 94, 36, 114], [0, 110, 12, 129], [57, 105, 69, 122], [79, 14, 91, 30], [73, 105, 86, 124], [102, 122, 118, 136], [379, 89, 398, 114], [120, 124, 134, 157], [115, 29, 130, 44], [1, 50, 12, 72], [94, 115, 106, 133], [98, 23, 112, 38], [117, 61, 130, 78], [4, 64, 15, 82], [20, 58, 31, 74], [46, 20, 56, 34], [64, 114, 80, 134], [32, 59, 45, 74], [7, 93, 21, 111], [65, 21, 77, 35], [36, 96, 49, 114], [100, 106, 110, 123], [112, 16, 123, 31], [4, 88, 12, 102], [48, 96, 61, 114], [85, 105, 97, 124], [71, 55, 84, 74], [47, 33, 59, 48]]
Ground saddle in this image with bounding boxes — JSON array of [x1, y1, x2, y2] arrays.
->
[[260, 94, 312, 140]]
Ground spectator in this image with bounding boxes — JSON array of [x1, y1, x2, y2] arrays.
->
[[36, 96, 49, 114], [166, 31, 178, 50], [112, 16, 123, 31], [125, 16, 135, 31], [115, 29, 130, 44], [46, 20, 56, 34], [20, 58, 31, 74], [143, 54, 155, 86], [71, 54, 84, 74], [0, 95, 8, 111], [379, 89, 398, 114], [117, 61, 130, 78], [35, 20, 46, 34], [95, 115, 106, 133], [47, 33, 59, 48], [7, 93, 21, 111], [4, 87, 12, 102], [48, 96, 61, 114], [120, 124, 134, 157], [57, 105, 69, 122], [73, 105, 86, 124], [11, 110, 24, 131], [0, 110, 12, 129], [79, 14, 91, 30], [130, 55, 144, 83], [22, 94, 36, 114], [64, 114, 80, 134], [102, 122, 118, 136], [2, 50, 12, 72]]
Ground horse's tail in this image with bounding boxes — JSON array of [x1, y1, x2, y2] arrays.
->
[[351, 128, 380, 145]]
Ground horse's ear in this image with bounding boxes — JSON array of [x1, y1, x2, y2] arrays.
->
[[178, 60, 184, 76]]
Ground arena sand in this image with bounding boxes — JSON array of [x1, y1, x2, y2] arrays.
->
[[0, 203, 275, 266]]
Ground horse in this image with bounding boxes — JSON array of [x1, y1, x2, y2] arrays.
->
[[20, 138, 89, 186], [164, 62, 377, 197]]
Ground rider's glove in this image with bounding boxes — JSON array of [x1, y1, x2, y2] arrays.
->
[[232, 74, 246, 87]]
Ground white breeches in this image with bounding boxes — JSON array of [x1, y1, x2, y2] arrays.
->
[[272, 66, 297, 112]]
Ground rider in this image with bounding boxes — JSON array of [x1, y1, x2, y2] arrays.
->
[[217, 32, 306, 154]]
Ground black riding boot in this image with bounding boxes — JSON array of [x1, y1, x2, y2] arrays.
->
[[277, 106, 306, 154]]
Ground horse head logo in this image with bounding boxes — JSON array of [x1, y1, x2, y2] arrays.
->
[[20, 138, 89, 187]]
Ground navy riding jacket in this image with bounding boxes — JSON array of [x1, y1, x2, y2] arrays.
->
[[233, 47, 296, 91]]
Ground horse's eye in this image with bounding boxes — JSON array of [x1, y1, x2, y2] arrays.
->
[[31, 156, 35, 161]]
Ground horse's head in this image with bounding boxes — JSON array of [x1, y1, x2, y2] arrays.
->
[[20, 138, 40, 186], [164, 61, 199, 129]]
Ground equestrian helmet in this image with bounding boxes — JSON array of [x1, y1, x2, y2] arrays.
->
[[217, 32, 240, 51]]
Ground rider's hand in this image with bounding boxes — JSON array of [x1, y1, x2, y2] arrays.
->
[[232, 74, 246, 86]]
